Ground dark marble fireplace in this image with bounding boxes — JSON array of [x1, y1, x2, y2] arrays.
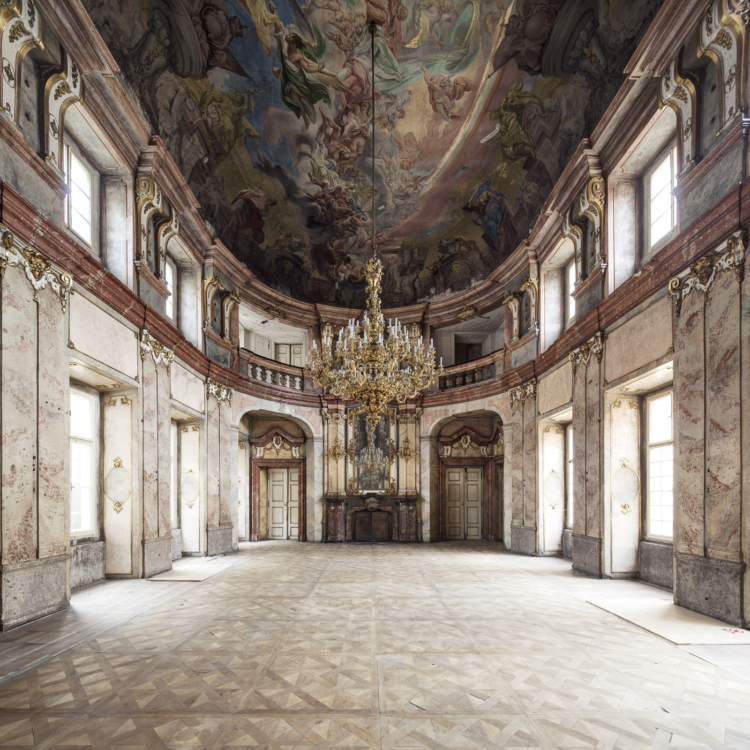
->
[[325, 494, 418, 542]]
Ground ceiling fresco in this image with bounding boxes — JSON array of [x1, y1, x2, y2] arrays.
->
[[83, 0, 661, 307]]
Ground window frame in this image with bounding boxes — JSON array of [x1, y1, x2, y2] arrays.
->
[[64, 142, 96, 250], [564, 259, 576, 329], [165, 255, 177, 321], [69, 385, 99, 540], [565, 423, 574, 530], [170, 421, 179, 531], [644, 388, 674, 542], [643, 142, 678, 260]]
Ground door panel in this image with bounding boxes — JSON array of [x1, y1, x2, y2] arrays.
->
[[275, 344, 290, 364], [268, 469, 287, 539], [444, 466, 483, 540], [288, 468, 299, 539], [291, 345, 303, 368]]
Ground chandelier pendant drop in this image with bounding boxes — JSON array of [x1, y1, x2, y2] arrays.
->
[[307, 22, 442, 424]]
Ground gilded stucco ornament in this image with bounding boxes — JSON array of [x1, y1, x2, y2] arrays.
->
[[397, 436, 416, 461], [508, 378, 537, 405], [326, 437, 347, 461], [569, 332, 604, 375], [266, 305, 286, 320], [43, 50, 83, 169], [134, 175, 163, 264], [396, 409, 422, 424], [321, 409, 346, 424], [579, 176, 606, 267], [658, 55, 698, 171], [519, 276, 539, 331], [457, 305, 477, 320], [140, 330, 174, 374], [501, 291, 521, 341], [0, 229, 72, 311], [668, 231, 746, 315], [206, 377, 234, 403]]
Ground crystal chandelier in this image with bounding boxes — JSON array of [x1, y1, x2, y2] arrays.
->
[[307, 22, 441, 423]]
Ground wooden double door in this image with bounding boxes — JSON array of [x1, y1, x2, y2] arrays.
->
[[445, 466, 483, 540], [268, 467, 300, 540]]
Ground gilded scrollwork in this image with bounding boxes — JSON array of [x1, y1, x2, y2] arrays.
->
[[508, 378, 537, 405], [140, 330, 174, 374], [569, 332, 604, 375], [501, 291, 521, 341], [658, 55, 698, 171], [519, 276, 539, 331], [579, 176, 606, 267], [326, 437, 347, 461], [206, 377, 234, 403], [0, 229, 72, 312], [43, 49, 83, 169], [135, 175, 164, 264], [668, 231, 745, 315]]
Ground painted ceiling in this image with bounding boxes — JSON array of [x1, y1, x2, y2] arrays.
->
[[84, 0, 661, 307]]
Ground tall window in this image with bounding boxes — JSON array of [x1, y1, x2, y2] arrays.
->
[[70, 388, 97, 535], [565, 260, 576, 327], [649, 146, 677, 248], [170, 422, 179, 529], [165, 257, 176, 320], [65, 146, 93, 245], [565, 424, 574, 528], [646, 391, 674, 539]]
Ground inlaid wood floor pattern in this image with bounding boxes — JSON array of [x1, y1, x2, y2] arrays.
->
[[0, 542, 748, 748]]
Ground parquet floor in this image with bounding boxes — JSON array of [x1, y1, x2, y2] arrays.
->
[[0, 542, 748, 748]]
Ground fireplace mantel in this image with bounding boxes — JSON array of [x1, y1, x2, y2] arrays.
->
[[325, 495, 418, 542]]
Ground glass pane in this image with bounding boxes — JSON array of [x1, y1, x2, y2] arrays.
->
[[70, 391, 94, 439], [70, 153, 92, 198], [567, 263, 576, 319], [71, 441, 92, 487], [648, 393, 672, 444], [165, 262, 174, 318], [650, 154, 671, 197]]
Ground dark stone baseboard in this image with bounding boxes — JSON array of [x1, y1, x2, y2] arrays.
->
[[0, 554, 69, 630], [142, 536, 172, 578], [207, 525, 234, 556], [572, 534, 602, 577], [510, 525, 537, 556], [70, 541, 106, 591], [639, 540, 673, 589], [674, 552, 746, 627], [562, 528, 573, 560]]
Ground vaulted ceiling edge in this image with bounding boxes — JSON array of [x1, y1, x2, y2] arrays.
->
[[82, 0, 662, 308]]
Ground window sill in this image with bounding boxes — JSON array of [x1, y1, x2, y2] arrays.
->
[[70, 535, 101, 545], [642, 228, 678, 266]]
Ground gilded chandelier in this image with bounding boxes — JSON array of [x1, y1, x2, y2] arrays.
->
[[308, 257, 442, 423]]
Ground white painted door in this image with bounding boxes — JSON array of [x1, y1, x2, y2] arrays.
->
[[275, 344, 290, 365], [445, 467, 482, 540], [288, 468, 299, 539], [268, 467, 299, 540], [268, 468, 287, 539], [290, 345, 304, 368]]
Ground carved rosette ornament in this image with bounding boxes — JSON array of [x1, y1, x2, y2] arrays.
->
[[697, 1, 745, 131], [206, 377, 234, 403], [140, 330, 174, 374], [658, 56, 698, 172], [569, 332, 604, 375], [0, 229, 72, 311], [508, 378, 537, 405], [668, 231, 746, 315], [43, 50, 83, 169]]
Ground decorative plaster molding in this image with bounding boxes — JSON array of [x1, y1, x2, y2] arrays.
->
[[397, 436, 416, 460], [326, 436, 347, 460], [724, 0, 750, 24], [502, 291, 521, 341], [43, 49, 83, 169], [578, 176, 606, 267], [561, 204, 584, 282], [0, 0, 43, 123], [396, 408, 422, 424], [658, 55, 698, 172], [668, 230, 745, 315], [266, 305, 285, 320], [569, 331, 604, 375], [154, 202, 179, 279], [698, 1, 745, 132], [519, 276, 539, 331], [508, 378, 537, 405], [321, 409, 346, 424], [135, 174, 163, 264], [222, 289, 239, 341], [457, 305, 476, 320], [140, 330, 174, 373], [206, 377, 234, 403], [0, 228, 72, 311]]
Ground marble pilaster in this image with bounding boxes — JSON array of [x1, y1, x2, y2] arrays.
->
[[523, 394, 537, 529], [585, 357, 601, 537], [510, 399, 524, 527], [140, 357, 159, 541], [572, 368, 586, 537]]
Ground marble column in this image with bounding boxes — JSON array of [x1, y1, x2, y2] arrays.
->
[[206, 382, 234, 555]]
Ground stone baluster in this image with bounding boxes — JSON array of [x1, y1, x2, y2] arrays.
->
[[294, 377, 301, 390]]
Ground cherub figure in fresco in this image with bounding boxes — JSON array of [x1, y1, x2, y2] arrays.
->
[[314, 0, 365, 53], [422, 0, 456, 48], [390, 131, 421, 170], [482, 78, 543, 161], [270, 10, 346, 128], [188, 81, 265, 157], [421, 66, 476, 121]]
